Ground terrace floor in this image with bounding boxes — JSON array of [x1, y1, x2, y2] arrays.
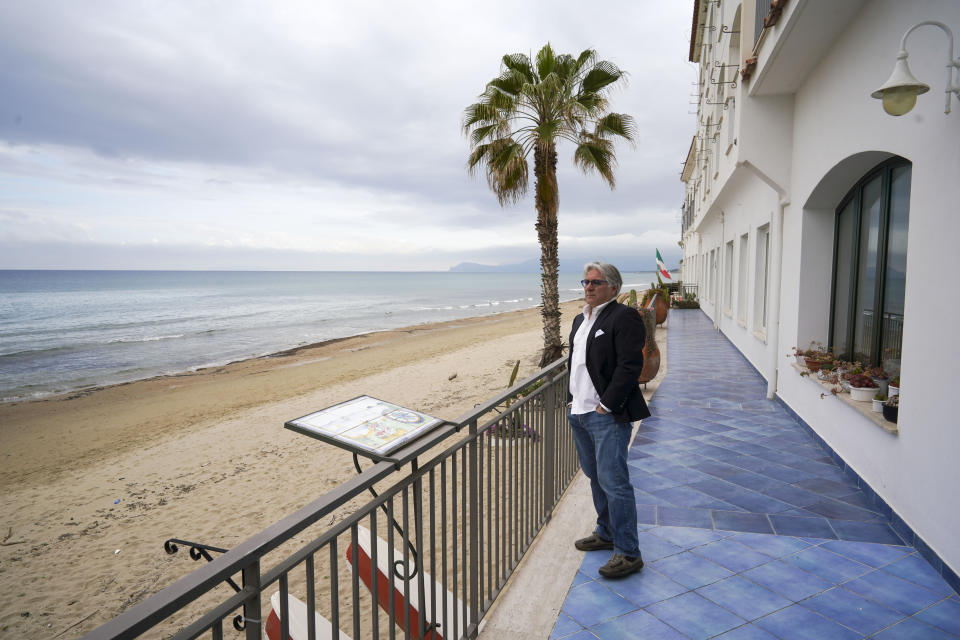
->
[[551, 310, 959, 640]]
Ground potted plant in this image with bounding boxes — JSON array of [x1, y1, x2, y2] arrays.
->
[[888, 376, 900, 397], [817, 361, 836, 381], [848, 373, 878, 401], [868, 366, 890, 396], [641, 278, 670, 325], [882, 394, 899, 423], [872, 392, 886, 413], [789, 344, 812, 367]]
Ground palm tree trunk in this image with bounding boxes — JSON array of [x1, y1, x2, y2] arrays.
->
[[534, 143, 563, 367]]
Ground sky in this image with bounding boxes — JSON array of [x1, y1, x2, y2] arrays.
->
[[0, 1, 697, 271]]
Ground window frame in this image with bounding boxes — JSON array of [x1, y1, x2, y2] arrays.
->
[[754, 224, 770, 333], [828, 157, 911, 368]]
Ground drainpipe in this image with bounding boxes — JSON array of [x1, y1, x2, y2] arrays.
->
[[766, 196, 789, 399], [738, 161, 789, 400], [715, 211, 725, 331]]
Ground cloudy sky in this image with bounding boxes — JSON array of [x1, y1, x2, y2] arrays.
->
[[0, 1, 696, 271]]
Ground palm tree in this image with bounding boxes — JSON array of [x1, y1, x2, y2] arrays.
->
[[463, 43, 635, 366]]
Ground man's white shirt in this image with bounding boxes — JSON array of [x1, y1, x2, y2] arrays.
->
[[569, 299, 613, 415]]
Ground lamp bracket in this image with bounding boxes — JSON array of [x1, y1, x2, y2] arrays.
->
[[897, 20, 960, 114]]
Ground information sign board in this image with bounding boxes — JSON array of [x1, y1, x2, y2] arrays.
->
[[285, 395, 444, 460]]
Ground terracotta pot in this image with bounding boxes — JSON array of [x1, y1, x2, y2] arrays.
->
[[638, 307, 660, 384], [639, 345, 661, 385], [654, 295, 669, 325], [805, 359, 823, 372]]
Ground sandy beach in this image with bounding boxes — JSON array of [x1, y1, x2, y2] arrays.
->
[[2, 298, 657, 638]]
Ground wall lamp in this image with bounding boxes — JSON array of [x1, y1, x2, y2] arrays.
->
[[871, 20, 960, 116]]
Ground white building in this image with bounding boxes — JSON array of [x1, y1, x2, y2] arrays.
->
[[681, 0, 960, 587]]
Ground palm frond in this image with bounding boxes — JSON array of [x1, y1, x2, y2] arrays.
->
[[535, 43, 558, 80], [574, 135, 617, 187], [574, 49, 596, 73], [502, 53, 534, 83], [485, 138, 529, 205], [489, 69, 528, 98], [470, 123, 501, 146], [594, 112, 637, 143], [581, 61, 626, 94], [462, 102, 500, 130]]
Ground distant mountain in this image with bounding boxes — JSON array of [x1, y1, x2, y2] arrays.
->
[[449, 259, 540, 273]]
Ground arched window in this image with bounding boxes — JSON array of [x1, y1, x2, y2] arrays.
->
[[829, 157, 910, 371]]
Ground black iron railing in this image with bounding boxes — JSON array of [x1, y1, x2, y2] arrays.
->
[[82, 357, 577, 640]]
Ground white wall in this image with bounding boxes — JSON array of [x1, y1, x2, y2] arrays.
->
[[779, 0, 960, 572]]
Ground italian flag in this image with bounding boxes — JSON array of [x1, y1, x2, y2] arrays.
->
[[656, 249, 672, 280]]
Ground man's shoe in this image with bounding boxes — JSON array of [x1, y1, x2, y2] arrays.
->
[[598, 553, 644, 579], [574, 534, 615, 551]]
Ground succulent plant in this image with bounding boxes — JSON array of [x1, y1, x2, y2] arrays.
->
[[848, 373, 878, 388]]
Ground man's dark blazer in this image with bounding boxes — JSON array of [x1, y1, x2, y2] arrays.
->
[[568, 300, 651, 423]]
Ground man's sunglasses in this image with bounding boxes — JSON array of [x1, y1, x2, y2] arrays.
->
[[580, 279, 608, 287]]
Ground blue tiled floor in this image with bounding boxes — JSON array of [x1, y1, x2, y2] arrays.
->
[[554, 310, 959, 639]]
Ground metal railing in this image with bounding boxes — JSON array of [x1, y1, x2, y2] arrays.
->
[[82, 358, 577, 640]]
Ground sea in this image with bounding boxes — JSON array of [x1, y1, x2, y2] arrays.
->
[[0, 270, 660, 402]]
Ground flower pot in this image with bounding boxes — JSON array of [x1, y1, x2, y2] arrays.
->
[[888, 384, 899, 397], [637, 307, 660, 385], [872, 378, 889, 397], [872, 398, 884, 412], [805, 359, 823, 373], [795, 355, 806, 367], [654, 295, 669, 325], [849, 385, 878, 401], [882, 403, 898, 423]]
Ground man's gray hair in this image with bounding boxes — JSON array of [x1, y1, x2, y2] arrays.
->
[[583, 261, 623, 295]]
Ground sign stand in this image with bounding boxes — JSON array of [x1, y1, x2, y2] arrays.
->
[[286, 395, 454, 631]]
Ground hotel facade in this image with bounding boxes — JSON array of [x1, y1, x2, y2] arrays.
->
[[681, 0, 960, 581]]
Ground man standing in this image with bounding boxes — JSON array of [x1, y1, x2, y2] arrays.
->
[[568, 261, 650, 579]]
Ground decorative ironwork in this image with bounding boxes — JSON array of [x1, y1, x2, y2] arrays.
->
[[709, 71, 738, 89], [719, 25, 741, 38], [352, 452, 421, 581], [164, 538, 245, 631]]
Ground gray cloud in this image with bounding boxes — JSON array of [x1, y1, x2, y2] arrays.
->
[[0, 1, 695, 269]]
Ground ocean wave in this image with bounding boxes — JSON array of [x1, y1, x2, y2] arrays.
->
[[105, 333, 185, 344]]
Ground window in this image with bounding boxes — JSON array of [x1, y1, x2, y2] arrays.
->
[[724, 240, 734, 312], [754, 224, 770, 332], [738, 233, 748, 323], [754, 1, 767, 45], [830, 158, 910, 370]]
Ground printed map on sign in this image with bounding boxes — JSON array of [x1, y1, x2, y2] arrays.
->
[[287, 395, 442, 456]]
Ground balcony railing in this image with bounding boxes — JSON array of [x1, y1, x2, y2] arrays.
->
[[81, 358, 577, 640]]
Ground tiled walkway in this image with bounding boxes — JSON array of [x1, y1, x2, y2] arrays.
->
[[553, 310, 959, 639]]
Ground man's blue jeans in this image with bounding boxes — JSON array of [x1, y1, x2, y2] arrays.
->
[[568, 411, 640, 557]]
